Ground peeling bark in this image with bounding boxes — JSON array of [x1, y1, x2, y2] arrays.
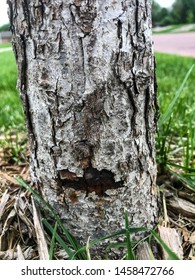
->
[[8, 0, 158, 258]]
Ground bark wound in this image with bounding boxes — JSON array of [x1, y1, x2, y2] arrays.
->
[[59, 168, 123, 196]]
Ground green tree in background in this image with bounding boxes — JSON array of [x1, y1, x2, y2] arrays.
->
[[152, 1, 174, 26], [0, 23, 10, 32], [172, 0, 195, 23], [186, 10, 194, 23], [152, 0, 162, 26], [152, 0, 195, 26]]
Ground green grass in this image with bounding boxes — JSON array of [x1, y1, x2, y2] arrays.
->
[[0, 50, 24, 130], [0, 42, 12, 49], [156, 53, 195, 131], [156, 52, 195, 177]]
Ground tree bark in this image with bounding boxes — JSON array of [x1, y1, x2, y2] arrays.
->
[[8, 0, 158, 257]]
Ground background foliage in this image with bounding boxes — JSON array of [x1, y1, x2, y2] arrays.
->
[[152, 0, 195, 26]]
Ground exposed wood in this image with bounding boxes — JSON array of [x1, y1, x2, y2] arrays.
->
[[32, 197, 49, 260], [167, 196, 195, 219], [158, 225, 183, 260]]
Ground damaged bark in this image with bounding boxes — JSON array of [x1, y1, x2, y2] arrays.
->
[[8, 0, 158, 257]]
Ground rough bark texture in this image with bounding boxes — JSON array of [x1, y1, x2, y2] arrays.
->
[[8, 0, 158, 257]]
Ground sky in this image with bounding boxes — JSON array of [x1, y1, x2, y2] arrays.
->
[[0, 0, 175, 27], [0, 0, 9, 27], [156, 0, 175, 8]]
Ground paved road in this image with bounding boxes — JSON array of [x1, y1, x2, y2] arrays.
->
[[153, 33, 195, 58]]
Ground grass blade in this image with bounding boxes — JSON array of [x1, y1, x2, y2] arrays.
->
[[167, 161, 195, 172], [49, 221, 58, 260], [125, 210, 135, 260], [169, 171, 195, 192], [158, 64, 194, 128], [43, 219, 74, 259], [86, 237, 91, 260]]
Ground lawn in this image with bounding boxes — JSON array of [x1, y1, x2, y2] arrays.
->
[[0, 42, 11, 49], [0, 49, 24, 130], [156, 52, 195, 122], [155, 53, 195, 173]]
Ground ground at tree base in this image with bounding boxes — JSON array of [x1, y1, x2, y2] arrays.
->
[[0, 133, 195, 260]]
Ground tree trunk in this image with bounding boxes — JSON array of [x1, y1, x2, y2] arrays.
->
[[8, 0, 158, 257]]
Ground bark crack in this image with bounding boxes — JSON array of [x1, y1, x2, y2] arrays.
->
[[117, 19, 123, 49], [135, 0, 139, 35], [18, 34, 27, 92], [25, 93, 39, 171], [21, 0, 32, 36], [48, 78, 61, 173], [56, 31, 63, 53], [144, 87, 153, 157], [153, 57, 159, 131], [79, 37, 86, 90], [113, 50, 139, 136], [125, 84, 137, 135]]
